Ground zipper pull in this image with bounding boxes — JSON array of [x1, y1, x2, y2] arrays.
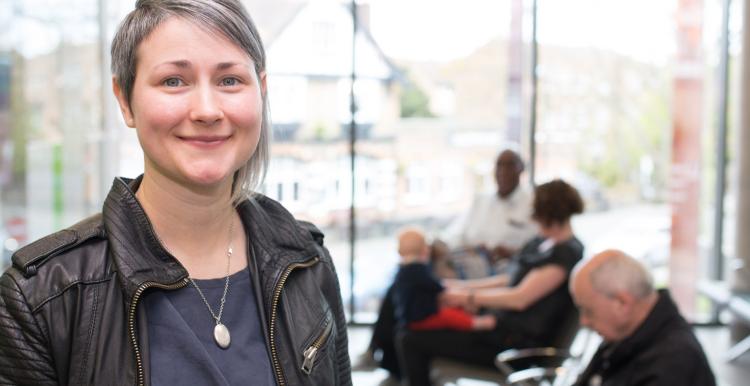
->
[[301, 346, 319, 375]]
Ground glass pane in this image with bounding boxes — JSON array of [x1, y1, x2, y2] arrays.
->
[[723, 0, 744, 280], [246, 0, 357, 316], [353, 0, 521, 322], [537, 0, 727, 320], [537, 0, 677, 260], [2, 0, 104, 268]]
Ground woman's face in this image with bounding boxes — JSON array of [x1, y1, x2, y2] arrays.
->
[[115, 17, 265, 190]]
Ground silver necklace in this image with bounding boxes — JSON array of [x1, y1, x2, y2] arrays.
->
[[187, 220, 234, 349]]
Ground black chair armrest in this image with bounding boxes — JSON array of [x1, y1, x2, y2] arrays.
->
[[505, 366, 568, 385], [697, 280, 731, 308], [495, 347, 571, 374]]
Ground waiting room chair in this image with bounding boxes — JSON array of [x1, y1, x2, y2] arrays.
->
[[495, 328, 598, 386], [432, 308, 583, 386]]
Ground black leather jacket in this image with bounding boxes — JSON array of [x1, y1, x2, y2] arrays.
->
[[0, 177, 352, 386]]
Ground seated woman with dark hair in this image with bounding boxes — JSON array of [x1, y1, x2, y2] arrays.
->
[[396, 179, 585, 386]]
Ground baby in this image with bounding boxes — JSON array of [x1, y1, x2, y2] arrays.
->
[[391, 227, 496, 331]]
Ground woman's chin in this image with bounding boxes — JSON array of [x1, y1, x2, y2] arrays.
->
[[182, 169, 234, 188]]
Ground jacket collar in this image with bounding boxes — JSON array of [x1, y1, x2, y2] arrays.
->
[[236, 195, 321, 309], [103, 176, 320, 302], [603, 289, 685, 365]]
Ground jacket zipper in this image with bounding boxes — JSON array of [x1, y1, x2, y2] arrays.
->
[[269, 256, 320, 386], [128, 278, 189, 386], [301, 317, 333, 375]]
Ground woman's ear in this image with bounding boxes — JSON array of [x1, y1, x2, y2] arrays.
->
[[112, 77, 135, 128], [258, 71, 267, 97]]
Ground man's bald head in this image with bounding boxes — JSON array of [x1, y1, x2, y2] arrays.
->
[[570, 250, 657, 342], [573, 249, 654, 299]]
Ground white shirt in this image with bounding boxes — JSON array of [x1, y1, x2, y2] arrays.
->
[[442, 187, 537, 250]]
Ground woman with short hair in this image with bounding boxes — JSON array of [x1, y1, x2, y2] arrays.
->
[[0, 1, 351, 385]]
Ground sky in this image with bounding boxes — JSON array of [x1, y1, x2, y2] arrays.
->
[[367, 0, 510, 62], [7, 0, 706, 66], [366, 0, 678, 64]]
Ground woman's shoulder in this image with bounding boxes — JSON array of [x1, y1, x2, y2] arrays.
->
[[10, 214, 108, 275], [2, 213, 111, 308], [519, 236, 545, 251], [555, 236, 584, 255], [548, 237, 584, 265]]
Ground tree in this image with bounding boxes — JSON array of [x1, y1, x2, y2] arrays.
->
[[400, 83, 434, 118]]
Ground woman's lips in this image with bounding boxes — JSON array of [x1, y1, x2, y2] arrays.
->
[[179, 135, 231, 148]]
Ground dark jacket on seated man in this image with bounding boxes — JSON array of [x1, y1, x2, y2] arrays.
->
[[574, 290, 715, 386], [571, 249, 715, 386]]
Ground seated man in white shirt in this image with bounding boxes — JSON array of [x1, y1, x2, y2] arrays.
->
[[435, 149, 537, 279]]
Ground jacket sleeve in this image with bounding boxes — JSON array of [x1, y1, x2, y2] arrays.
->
[[0, 272, 58, 385], [315, 243, 352, 386]]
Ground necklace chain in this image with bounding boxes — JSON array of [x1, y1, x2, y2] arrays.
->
[[155, 217, 235, 325], [188, 220, 234, 325]]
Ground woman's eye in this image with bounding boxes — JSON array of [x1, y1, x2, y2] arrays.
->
[[221, 77, 239, 86], [163, 78, 183, 87]]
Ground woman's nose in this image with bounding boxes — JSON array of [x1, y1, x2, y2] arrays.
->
[[189, 86, 224, 125]]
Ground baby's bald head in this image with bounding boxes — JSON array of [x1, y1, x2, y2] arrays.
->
[[398, 227, 429, 263]]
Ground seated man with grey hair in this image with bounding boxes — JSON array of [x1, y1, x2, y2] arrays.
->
[[570, 249, 715, 386]]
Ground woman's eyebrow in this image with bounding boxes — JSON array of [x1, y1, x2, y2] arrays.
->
[[216, 62, 251, 70], [153, 60, 191, 70], [152, 61, 250, 70]]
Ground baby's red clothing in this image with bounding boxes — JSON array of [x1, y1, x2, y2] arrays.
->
[[407, 307, 474, 331]]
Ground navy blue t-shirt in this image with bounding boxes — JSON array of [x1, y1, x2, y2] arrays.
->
[[391, 262, 444, 326], [144, 267, 275, 386]]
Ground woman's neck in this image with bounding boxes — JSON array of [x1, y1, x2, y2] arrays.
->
[[136, 172, 244, 278], [545, 221, 574, 243]]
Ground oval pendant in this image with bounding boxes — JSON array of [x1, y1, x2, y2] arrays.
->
[[214, 323, 231, 349]]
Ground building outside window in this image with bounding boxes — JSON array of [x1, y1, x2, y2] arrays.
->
[[0, 0, 741, 327]]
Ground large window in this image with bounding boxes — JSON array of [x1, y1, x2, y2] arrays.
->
[[0, 0, 740, 325]]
